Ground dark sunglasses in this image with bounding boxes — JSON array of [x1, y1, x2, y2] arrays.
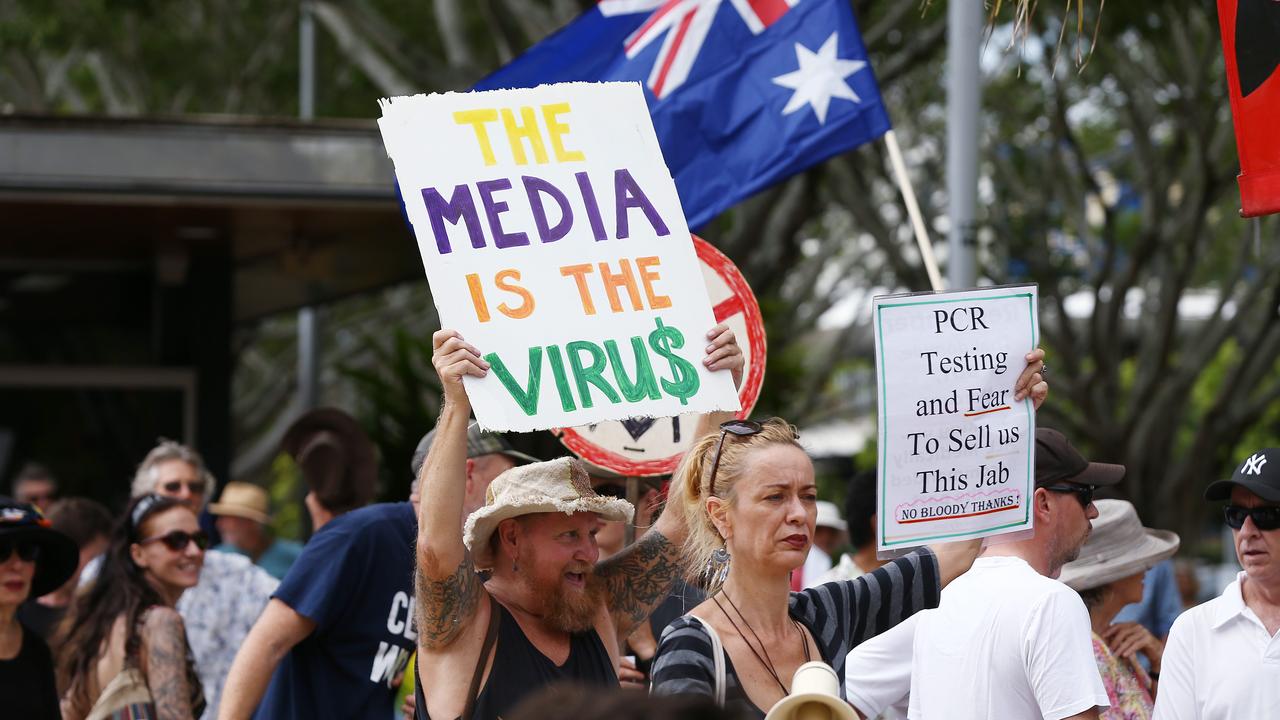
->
[[140, 530, 210, 552], [1043, 483, 1095, 508], [1224, 504, 1280, 531], [0, 539, 40, 563], [708, 420, 766, 497], [161, 479, 207, 495]]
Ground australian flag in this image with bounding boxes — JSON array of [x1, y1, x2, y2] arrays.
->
[[475, 0, 891, 230]]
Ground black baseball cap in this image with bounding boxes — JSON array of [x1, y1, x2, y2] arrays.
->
[[1035, 428, 1125, 487], [1205, 448, 1280, 503]]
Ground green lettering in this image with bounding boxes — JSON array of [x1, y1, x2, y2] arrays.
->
[[546, 345, 577, 412], [604, 337, 661, 402], [567, 340, 621, 409], [484, 348, 541, 416]]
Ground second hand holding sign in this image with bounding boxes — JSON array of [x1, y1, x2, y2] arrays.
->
[[378, 82, 740, 431]]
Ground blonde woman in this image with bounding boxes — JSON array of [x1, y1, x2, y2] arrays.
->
[[650, 358, 1046, 717]]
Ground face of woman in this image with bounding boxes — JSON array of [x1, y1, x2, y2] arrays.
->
[[1112, 569, 1147, 606], [0, 543, 37, 607], [131, 506, 205, 594], [716, 444, 817, 574]]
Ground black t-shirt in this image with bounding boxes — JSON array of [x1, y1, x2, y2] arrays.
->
[[0, 621, 61, 720]]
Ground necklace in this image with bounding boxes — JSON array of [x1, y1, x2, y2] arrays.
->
[[712, 589, 811, 695]]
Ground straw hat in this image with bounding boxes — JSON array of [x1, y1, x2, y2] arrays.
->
[[208, 482, 272, 525], [1057, 499, 1180, 591], [463, 457, 633, 569], [764, 661, 857, 720]]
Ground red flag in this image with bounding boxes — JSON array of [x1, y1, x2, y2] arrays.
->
[[1217, 0, 1280, 217]]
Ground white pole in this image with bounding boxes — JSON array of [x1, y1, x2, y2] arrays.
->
[[884, 129, 944, 292]]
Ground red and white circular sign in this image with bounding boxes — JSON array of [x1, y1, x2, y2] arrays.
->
[[556, 235, 767, 476]]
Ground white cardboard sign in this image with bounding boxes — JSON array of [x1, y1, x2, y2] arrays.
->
[[873, 285, 1039, 550], [378, 82, 740, 431]]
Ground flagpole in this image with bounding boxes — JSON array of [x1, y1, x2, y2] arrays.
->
[[883, 129, 944, 292]]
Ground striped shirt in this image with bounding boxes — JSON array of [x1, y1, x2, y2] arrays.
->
[[650, 549, 940, 718]]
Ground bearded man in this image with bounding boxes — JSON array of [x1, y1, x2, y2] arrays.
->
[[414, 324, 743, 720]]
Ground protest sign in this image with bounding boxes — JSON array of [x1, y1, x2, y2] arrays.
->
[[378, 82, 741, 431], [558, 235, 767, 476], [873, 285, 1038, 550]]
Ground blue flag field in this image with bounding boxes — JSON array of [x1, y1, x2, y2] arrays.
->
[[476, 0, 891, 229]]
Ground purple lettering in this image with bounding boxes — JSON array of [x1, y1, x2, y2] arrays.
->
[[614, 168, 670, 240], [477, 178, 529, 250], [523, 175, 573, 244], [420, 184, 483, 254], [575, 171, 607, 242]]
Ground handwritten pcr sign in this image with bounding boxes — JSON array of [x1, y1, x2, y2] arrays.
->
[[873, 285, 1039, 550], [378, 83, 740, 431]]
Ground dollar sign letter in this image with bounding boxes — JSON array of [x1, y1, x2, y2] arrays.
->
[[648, 318, 700, 405]]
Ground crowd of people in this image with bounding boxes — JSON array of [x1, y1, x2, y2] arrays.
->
[[1, 322, 1277, 719]]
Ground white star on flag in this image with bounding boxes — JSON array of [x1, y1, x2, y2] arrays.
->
[[771, 32, 866, 124]]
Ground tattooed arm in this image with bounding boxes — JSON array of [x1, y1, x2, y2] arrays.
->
[[594, 523, 686, 639], [140, 607, 197, 720], [415, 330, 489, 649]]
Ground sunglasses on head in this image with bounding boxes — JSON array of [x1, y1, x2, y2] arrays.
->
[[0, 539, 40, 563], [707, 420, 768, 497], [1043, 483, 1095, 508], [161, 479, 206, 495], [1224, 504, 1280, 531], [140, 530, 210, 552]]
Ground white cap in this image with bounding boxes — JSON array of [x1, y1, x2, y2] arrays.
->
[[764, 662, 856, 720], [814, 501, 846, 531]]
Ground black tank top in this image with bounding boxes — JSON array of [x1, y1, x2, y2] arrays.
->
[[416, 601, 618, 720]]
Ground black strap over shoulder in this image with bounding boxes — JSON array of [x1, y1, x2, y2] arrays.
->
[[417, 594, 501, 720], [462, 594, 501, 720]]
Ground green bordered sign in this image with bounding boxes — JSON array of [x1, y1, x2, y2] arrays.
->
[[873, 284, 1039, 551]]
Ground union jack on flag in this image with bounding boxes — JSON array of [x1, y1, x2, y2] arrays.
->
[[475, 0, 891, 229]]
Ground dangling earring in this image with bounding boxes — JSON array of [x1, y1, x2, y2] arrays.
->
[[512, 558, 519, 573], [708, 543, 731, 587]]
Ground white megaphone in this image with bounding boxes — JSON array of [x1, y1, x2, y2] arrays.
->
[[763, 661, 857, 720]]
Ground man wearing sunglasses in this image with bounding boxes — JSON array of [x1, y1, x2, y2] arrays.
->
[[1153, 449, 1280, 719], [851, 427, 1122, 720]]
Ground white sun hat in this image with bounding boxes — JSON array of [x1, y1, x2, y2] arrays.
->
[[764, 661, 857, 720], [1057, 499, 1180, 591], [814, 500, 847, 531], [462, 456, 634, 569]]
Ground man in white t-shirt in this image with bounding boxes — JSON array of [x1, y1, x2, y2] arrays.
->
[[1153, 448, 1280, 719], [903, 428, 1115, 720]]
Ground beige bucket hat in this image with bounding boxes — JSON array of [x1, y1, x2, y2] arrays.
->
[[463, 456, 634, 569], [208, 481, 272, 525], [1058, 499, 1180, 591]]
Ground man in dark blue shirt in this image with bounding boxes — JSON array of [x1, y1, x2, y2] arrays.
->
[[218, 501, 417, 720]]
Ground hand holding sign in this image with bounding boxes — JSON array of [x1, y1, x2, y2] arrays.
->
[[431, 324, 744, 418], [380, 83, 740, 431]]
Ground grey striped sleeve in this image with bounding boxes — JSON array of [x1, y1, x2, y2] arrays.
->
[[650, 618, 717, 699]]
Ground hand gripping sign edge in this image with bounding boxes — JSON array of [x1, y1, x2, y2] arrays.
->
[[555, 235, 767, 476]]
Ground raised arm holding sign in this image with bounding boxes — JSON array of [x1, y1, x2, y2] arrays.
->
[[413, 323, 742, 720]]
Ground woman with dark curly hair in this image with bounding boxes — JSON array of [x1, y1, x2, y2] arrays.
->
[[57, 494, 207, 720]]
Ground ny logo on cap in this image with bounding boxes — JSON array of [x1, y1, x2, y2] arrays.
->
[[1243, 453, 1268, 476]]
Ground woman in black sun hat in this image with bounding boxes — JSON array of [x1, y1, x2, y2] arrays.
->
[[0, 497, 79, 720]]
